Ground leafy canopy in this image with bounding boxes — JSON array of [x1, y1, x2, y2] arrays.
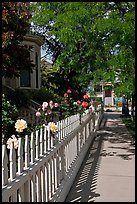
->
[[2, 2, 34, 78], [31, 2, 135, 97]]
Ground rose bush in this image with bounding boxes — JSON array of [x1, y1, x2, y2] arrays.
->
[[60, 90, 91, 118], [35, 100, 59, 125]]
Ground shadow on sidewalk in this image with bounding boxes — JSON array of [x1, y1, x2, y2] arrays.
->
[[100, 112, 135, 160], [65, 133, 104, 202], [65, 112, 135, 202]]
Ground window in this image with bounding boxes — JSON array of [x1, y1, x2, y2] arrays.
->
[[20, 69, 31, 87], [105, 90, 112, 97]]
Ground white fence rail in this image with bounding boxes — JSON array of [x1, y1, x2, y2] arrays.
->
[[2, 108, 103, 202]]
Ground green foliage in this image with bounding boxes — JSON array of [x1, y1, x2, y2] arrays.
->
[[59, 90, 91, 118], [2, 2, 34, 78], [30, 87, 61, 105], [3, 88, 31, 108], [2, 94, 18, 141], [31, 2, 135, 98], [41, 58, 57, 89]]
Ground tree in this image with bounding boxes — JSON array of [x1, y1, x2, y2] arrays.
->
[[31, 2, 135, 112], [2, 2, 34, 78]]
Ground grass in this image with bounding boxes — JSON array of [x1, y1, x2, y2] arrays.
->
[[121, 117, 135, 140]]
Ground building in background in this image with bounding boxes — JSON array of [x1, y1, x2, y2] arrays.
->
[[88, 80, 115, 106], [2, 31, 44, 90]]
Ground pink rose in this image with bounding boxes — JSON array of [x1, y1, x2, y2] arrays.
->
[[49, 100, 53, 105], [47, 110, 52, 115], [36, 111, 41, 117], [77, 100, 81, 105], [42, 102, 48, 109], [64, 93, 68, 98], [54, 103, 59, 108], [64, 100, 68, 103], [67, 89, 71, 94]]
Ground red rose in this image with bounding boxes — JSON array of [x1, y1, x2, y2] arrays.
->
[[82, 101, 88, 108], [83, 95, 89, 100]]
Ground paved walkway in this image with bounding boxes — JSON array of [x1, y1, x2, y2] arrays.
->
[[65, 112, 135, 202]]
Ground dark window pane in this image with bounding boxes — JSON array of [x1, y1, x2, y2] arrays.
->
[[105, 90, 112, 97], [20, 70, 31, 87]]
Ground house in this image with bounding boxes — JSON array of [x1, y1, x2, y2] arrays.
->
[[88, 80, 115, 106], [2, 30, 44, 90]]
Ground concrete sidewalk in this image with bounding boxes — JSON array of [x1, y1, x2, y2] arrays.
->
[[65, 112, 135, 202]]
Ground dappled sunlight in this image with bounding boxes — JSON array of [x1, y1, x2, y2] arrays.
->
[[65, 135, 103, 202], [65, 112, 135, 202]]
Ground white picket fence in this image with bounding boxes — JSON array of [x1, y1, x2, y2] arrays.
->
[[2, 108, 103, 202]]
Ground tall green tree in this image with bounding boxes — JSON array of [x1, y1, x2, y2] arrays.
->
[[31, 2, 135, 101], [2, 2, 34, 78]]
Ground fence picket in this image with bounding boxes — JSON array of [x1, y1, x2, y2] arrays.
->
[[44, 125, 47, 153], [40, 127, 43, 156], [9, 142, 16, 180], [40, 166, 46, 202], [2, 108, 103, 202], [11, 192, 17, 202], [36, 130, 39, 159], [2, 145, 8, 186], [47, 126, 50, 151], [25, 135, 29, 169], [18, 185, 24, 202], [30, 132, 35, 163], [18, 137, 23, 174]]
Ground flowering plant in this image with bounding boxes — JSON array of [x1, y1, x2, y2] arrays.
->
[[2, 93, 18, 144], [6, 119, 27, 149], [60, 89, 78, 117], [47, 122, 58, 134], [6, 135, 19, 149], [35, 100, 59, 126], [60, 90, 91, 118], [15, 119, 27, 133]]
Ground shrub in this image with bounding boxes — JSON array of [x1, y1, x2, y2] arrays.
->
[[2, 94, 18, 143], [3, 88, 30, 108], [30, 87, 61, 105]]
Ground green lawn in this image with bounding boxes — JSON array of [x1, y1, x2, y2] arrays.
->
[[121, 117, 135, 140]]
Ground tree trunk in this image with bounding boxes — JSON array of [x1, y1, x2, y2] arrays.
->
[[125, 95, 129, 117]]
